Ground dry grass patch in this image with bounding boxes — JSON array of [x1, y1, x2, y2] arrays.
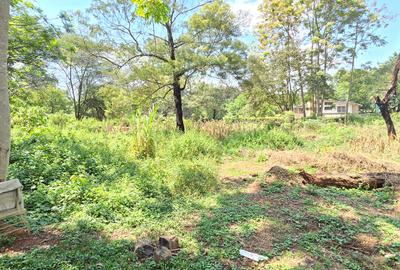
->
[[352, 233, 379, 255], [350, 128, 400, 159], [266, 150, 400, 175], [261, 250, 315, 270], [109, 229, 133, 241], [192, 120, 260, 140], [242, 180, 262, 194], [244, 220, 293, 253]]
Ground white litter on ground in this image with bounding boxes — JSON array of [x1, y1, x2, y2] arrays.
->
[[239, 249, 269, 262]]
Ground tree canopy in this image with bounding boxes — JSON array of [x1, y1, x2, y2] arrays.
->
[[2, 0, 394, 127]]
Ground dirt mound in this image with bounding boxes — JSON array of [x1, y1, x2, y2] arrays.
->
[[267, 166, 294, 180]]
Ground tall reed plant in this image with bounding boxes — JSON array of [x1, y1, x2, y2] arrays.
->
[[131, 107, 158, 158]]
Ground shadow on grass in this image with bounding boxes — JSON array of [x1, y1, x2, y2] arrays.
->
[[193, 178, 400, 269], [0, 211, 231, 270], [1, 178, 399, 270], [0, 219, 138, 270]]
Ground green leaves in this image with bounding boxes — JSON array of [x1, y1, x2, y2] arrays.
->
[[8, 0, 60, 91], [131, 0, 170, 23]]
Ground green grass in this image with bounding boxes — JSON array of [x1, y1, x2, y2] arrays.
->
[[222, 126, 304, 153], [3, 176, 397, 269]]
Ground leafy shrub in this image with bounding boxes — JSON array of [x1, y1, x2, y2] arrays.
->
[[281, 111, 295, 123], [46, 176, 143, 222], [53, 175, 93, 206], [68, 118, 106, 133], [223, 127, 303, 151], [135, 156, 219, 196], [224, 93, 252, 121], [48, 112, 74, 128], [12, 106, 47, 132], [24, 183, 63, 227], [11, 130, 95, 189], [134, 158, 171, 198], [167, 159, 218, 195], [8, 117, 222, 233], [162, 130, 221, 160], [300, 119, 325, 131], [9, 125, 134, 189]]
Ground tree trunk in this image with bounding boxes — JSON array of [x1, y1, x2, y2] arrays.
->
[[298, 69, 306, 118], [312, 93, 316, 116], [346, 22, 359, 124], [173, 77, 185, 132], [212, 109, 217, 120], [315, 91, 320, 116], [345, 53, 356, 124], [0, 0, 10, 182], [316, 41, 322, 117], [376, 97, 396, 140], [166, 22, 185, 132], [375, 55, 400, 140], [321, 94, 325, 115]]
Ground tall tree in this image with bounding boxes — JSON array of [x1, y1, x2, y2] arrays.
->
[[8, 0, 59, 93], [88, 0, 246, 132], [258, 0, 303, 112], [344, 1, 386, 122], [58, 32, 106, 120], [0, 0, 10, 182], [335, 53, 400, 112], [257, 0, 387, 117], [375, 55, 400, 140], [184, 82, 239, 120], [302, 0, 352, 115], [335, 68, 374, 111], [244, 55, 297, 113]]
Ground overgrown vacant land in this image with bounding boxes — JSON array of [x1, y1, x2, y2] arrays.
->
[[1, 0, 400, 269], [0, 115, 399, 270]]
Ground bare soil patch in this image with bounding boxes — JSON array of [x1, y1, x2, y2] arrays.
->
[[0, 226, 61, 256]]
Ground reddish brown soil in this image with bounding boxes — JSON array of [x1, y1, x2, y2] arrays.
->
[[0, 224, 60, 255]]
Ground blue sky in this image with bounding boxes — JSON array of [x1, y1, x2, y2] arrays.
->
[[35, 0, 400, 68]]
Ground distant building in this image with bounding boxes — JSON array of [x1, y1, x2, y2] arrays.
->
[[293, 100, 360, 118]]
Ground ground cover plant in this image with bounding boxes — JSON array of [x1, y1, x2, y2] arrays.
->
[[0, 115, 399, 270]]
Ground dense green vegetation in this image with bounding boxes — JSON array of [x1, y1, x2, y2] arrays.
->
[[1, 115, 399, 269]]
